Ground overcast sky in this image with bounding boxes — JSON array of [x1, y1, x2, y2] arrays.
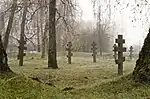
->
[[77, 0, 94, 21], [77, 0, 148, 46]]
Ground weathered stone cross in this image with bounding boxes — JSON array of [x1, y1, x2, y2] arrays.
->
[[129, 46, 133, 60], [17, 40, 27, 60], [91, 42, 97, 63], [113, 44, 117, 62], [115, 35, 126, 75], [66, 42, 73, 64]]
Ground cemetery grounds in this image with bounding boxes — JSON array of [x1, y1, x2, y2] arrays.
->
[[1, 52, 150, 99]]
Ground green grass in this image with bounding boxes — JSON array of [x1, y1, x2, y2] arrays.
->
[[1, 52, 150, 99], [0, 73, 75, 99]]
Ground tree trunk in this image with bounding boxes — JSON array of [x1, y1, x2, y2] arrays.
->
[[39, 0, 44, 55], [97, 6, 103, 56], [0, 12, 5, 35], [0, 35, 12, 72], [36, 19, 40, 52], [97, 29, 103, 56], [41, 21, 48, 58], [48, 0, 58, 69], [133, 28, 150, 83], [19, 0, 27, 66], [3, 0, 17, 50]]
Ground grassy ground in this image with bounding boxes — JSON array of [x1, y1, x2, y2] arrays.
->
[[1, 52, 150, 99]]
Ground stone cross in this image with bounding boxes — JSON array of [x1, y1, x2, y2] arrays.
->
[[66, 42, 73, 64], [17, 40, 27, 60], [115, 35, 126, 75], [91, 42, 97, 63], [129, 46, 133, 59], [113, 44, 117, 62]]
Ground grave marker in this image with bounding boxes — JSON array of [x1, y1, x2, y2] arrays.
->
[[129, 46, 133, 59], [113, 44, 117, 62], [66, 42, 73, 64], [91, 42, 97, 63], [17, 40, 27, 60], [115, 35, 126, 75]]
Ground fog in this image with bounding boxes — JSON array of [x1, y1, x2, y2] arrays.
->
[[78, 0, 149, 47]]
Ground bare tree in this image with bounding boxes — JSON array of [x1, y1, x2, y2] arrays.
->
[[0, 35, 11, 72], [36, 12, 40, 52], [92, 0, 112, 56], [39, 0, 48, 58], [41, 21, 48, 58], [48, 0, 58, 69], [0, 12, 4, 35], [3, 0, 17, 50], [39, 0, 44, 55], [18, 0, 28, 66]]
